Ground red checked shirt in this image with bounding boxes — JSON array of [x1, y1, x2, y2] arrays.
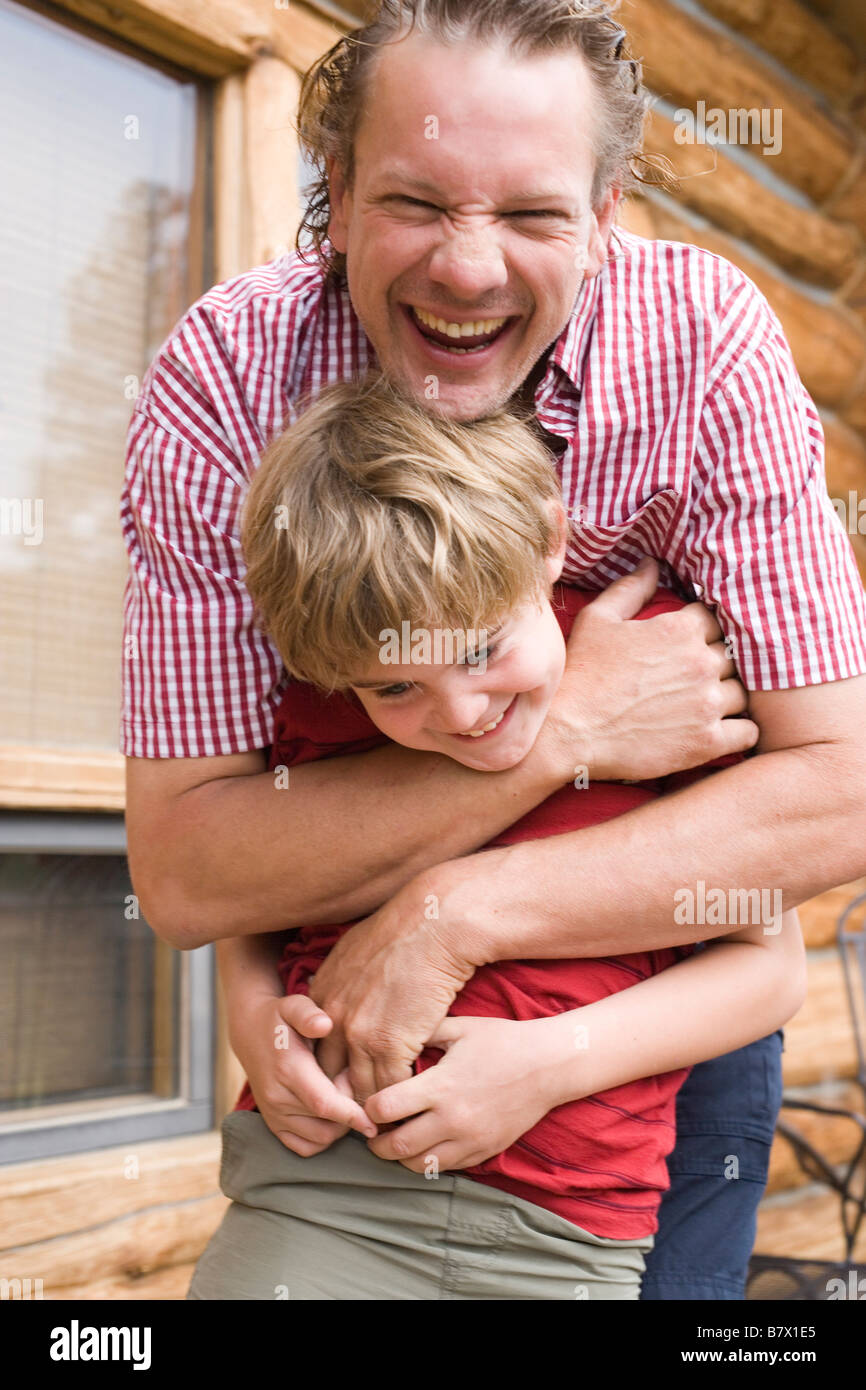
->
[[234, 584, 743, 1239], [120, 227, 866, 758]]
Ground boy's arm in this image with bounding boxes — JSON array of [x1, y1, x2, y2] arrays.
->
[[539, 910, 807, 1106], [215, 936, 377, 1153], [364, 909, 807, 1171]]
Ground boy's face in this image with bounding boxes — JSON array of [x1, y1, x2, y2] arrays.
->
[[349, 581, 566, 773]]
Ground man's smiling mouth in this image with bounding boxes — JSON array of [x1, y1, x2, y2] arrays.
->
[[408, 305, 514, 353]]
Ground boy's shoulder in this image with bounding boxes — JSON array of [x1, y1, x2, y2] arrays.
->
[[552, 579, 687, 635]]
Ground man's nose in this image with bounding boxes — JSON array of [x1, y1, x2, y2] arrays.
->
[[427, 223, 509, 300]]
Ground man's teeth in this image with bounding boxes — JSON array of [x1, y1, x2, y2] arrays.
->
[[413, 307, 508, 338], [462, 708, 507, 737]]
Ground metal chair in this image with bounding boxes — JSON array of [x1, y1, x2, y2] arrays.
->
[[747, 891, 866, 1298]]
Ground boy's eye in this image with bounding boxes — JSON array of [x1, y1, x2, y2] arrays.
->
[[371, 641, 499, 696], [463, 642, 497, 667], [377, 682, 414, 699]]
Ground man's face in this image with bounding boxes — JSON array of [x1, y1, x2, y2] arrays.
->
[[327, 33, 619, 421]]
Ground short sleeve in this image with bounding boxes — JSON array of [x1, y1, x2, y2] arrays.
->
[[120, 401, 286, 760], [687, 282, 866, 690]]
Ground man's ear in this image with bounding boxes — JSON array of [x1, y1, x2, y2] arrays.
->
[[584, 184, 622, 279], [326, 155, 351, 254]]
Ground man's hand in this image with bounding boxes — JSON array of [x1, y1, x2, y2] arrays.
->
[[230, 992, 377, 1153], [308, 878, 475, 1103], [539, 558, 758, 783], [364, 1015, 562, 1172]]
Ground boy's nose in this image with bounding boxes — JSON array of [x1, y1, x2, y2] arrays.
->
[[429, 688, 493, 736]]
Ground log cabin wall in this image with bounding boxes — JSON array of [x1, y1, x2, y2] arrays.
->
[[615, 0, 866, 1266], [1, 0, 864, 1300]]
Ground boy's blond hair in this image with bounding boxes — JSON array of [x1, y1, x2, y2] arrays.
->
[[241, 372, 563, 692]]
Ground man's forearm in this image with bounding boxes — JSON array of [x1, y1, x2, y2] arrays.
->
[[436, 742, 866, 965], [134, 739, 560, 947], [128, 567, 760, 950]]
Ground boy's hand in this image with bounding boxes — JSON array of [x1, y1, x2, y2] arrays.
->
[[231, 992, 377, 1154], [363, 1015, 563, 1172]]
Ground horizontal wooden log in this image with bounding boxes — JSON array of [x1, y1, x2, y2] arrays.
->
[[643, 108, 864, 289], [54, 0, 341, 79], [0, 1194, 227, 1290], [0, 1132, 221, 1251], [697, 0, 860, 112], [628, 194, 866, 433], [308, 0, 367, 23], [822, 415, 866, 583], [822, 145, 866, 232], [798, 878, 866, 950], [0, 745, 124, 812], [767, 1081, 866, 1193], [823, 414, 866, 494], [266, 2, 348, 76], [845, 257, 866, 335], [755, 1182, 866, 1260], [783, 952, 860, 1088], [616, 202, 866, 579], [52, 0, 271, 77], [48, 1262, 197, 1301], [838, 367, 866, 433], [622, 0, 864, 228], [818, 417, 866, 581]]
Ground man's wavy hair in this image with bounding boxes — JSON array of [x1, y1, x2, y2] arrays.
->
[[296, 0, 661, 282]]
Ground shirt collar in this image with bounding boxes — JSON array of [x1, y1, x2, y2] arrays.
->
[[549, 269, 601, 391], [536, 224, 624, 412]]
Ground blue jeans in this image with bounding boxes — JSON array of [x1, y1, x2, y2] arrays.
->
[[640, 1029, 784, 1300]]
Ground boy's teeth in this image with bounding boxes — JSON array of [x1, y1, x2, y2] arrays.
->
[[463, 708, 506, 737], [413, 307, 508, 337]]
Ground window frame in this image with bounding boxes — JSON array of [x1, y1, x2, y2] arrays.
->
[[0, 812, 215, 1163]]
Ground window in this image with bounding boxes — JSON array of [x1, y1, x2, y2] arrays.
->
[[0, 0, 214, 1161], [0, 814, 214, 1161], [0, 0, 210, 751]]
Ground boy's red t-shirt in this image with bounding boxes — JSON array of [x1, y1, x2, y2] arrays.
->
[[235, 584, 742, 1238]]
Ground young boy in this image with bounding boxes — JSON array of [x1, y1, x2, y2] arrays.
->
[[188, 372, 805, 1301]]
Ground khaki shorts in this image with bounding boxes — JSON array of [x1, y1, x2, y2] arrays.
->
[[187, 1110, 653, 1301]]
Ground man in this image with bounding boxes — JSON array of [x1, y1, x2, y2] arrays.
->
[[122, 0, 866, 1299]]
